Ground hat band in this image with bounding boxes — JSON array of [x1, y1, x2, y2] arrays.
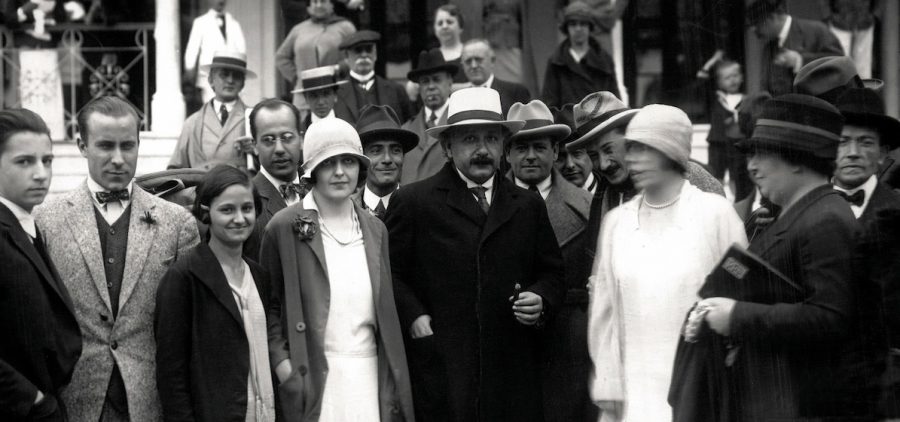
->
[[755, 119, 840, 142], [572, 108, 629, 139], [302, 75, 338, 90], [447, 110, 503, 125], [211, 56, 248, 69], [521, 119, 555, 131]]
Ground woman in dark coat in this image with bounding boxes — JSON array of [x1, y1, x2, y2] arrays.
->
[[155, 165, 275, 421], [700, 94, 864, 420]]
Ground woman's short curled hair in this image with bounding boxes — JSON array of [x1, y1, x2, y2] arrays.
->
[[192, 165, 262, 227], [435, 4, 465, 29]]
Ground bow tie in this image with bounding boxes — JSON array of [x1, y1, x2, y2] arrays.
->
[[838, 190, 865, 207], [279, 183, 305, 200], [96, 190, 129, 204]]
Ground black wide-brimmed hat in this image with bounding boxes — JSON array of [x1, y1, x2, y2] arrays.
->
[[355, 104, 418, 153], [835, 88, 900, 148], [737, 93, 844, 160], [407, 49, 459, 81], [340, 30, 380, 50]]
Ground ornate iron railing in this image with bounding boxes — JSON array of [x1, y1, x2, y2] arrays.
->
[[0, 23, 154, 141]]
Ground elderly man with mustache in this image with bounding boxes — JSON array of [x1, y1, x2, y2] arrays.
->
[[334, 30, 414, 123], [385, 88, 564, 422]]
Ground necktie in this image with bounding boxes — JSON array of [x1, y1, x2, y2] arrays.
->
[[373, 199, 386, 220], [217, 13, 227, 40], [96, 190, 130, 204], [528, 184, 539, 192], [838, 190, 865, 207], [470, 186, 490, 215], [219, 103, 229, 126], [279, 183, 304, 202], [426, 112, 437, 129], [356, 77, 372, 91]]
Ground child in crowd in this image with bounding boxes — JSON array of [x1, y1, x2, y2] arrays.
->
[[707, 60, 754, 201]]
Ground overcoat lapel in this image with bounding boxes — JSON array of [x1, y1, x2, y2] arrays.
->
[[118, 188, 160, 308], [257, 176, 287, 218], [220, 101, 246, 139], [297, 208, 329, 276], [338, 84, 360, 122], [66, 184, 112, 312], [357, 205, 382, 306], [480, 179, 519, 243], [191, 243, 243, 325], [545, 178, 586, 247], [441, 168, 488, 226], [752, 186, 834, 257], [0, 207, 66, 305], [201, 102, 224, 139], [859, 182, 890, 221]]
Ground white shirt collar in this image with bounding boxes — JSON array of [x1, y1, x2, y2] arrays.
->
[[751, 188, 763, 213], [455, 167, 495, 205], [777, 15, 793, 48], [472, 74, 495, 89], [208, 9, 227, 17], [260, 166, 301, 205], [0, 195, 36, 239], [834, 174, 878, 218], [363, 184, 397, 210], [582, 172, 597, 194], [514, 175, 552, 200], [568, 47, 588, 63], [86, 177, 133, 207], [426, 101, 449, 123], [311, 110, 336, 123], [212, 99, 237, 113], [350, 70, 375, 82]]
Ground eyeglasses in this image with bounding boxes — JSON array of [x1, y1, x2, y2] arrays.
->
[[259, 132, 299, 147]]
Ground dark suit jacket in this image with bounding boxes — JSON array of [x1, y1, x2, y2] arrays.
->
[[489, 78, 531, 117], [154, 243, 272, 422], [335, 76, 414, 123], [0, 203, 81, 421], [729, 185, 861, 420], [762, 17, 844, 96], [385, 163, 564, 422], [244, 172, 289, 262]]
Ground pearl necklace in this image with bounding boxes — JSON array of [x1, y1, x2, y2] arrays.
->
[[642, 194, 681, 209]]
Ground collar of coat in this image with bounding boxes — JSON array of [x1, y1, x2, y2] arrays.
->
[[549, 37, 614, 76], [435, 162, 525, 242]]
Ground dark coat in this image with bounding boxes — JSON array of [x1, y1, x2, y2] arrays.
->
[[0, 203, 81, 421], [385, 163, 564, 422], [490, 77, 531, 117], [729, 185, 861, 420], [244, 172, 289, 261], [761, 17, 844, 96], [541, 38, 619, 109], [154, 243, 272, 422], [261, 199, 414, 422], [334, 75, 415, 124]]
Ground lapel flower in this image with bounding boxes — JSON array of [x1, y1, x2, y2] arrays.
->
[[140, 211, 157, 225], [293, 213, 318, 241]]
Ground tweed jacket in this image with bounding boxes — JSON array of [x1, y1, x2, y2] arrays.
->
[[260, 198, 414, 422], [335, 75, 415, 124], [0, 203, 81, 421], [169, 99, 249, 170], [761, 17, 843, 96], [399, 107, 448, 185], [35, 183, 200, 422]]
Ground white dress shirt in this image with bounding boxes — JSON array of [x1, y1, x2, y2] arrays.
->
[[471, 74, 495, 89], [86, 177, 133, 225], [514, 175, 552, 200], [425, 102, 449, 126], [456, 168, 495, 206], [212, 99, 237, 122], [0, 195, 36, 240], [311, 110, 336, 124], [834, 174, 877, 219], [362, 185, 396, 210], [583, 172, 598, 195], [350, 70, 376, 91], [260, 166, 302, 206]]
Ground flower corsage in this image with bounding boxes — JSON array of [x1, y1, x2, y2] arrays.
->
[[293, 213, 318, 241]]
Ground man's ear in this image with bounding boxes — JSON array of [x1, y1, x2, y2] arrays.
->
[[76, 137, 88, 158]]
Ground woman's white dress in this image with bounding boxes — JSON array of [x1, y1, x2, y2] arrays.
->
[[587, 181, 748, 422]]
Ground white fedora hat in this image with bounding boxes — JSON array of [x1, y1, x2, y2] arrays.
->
[[301, 118, 370, 179], [425, 88, 526, 138]]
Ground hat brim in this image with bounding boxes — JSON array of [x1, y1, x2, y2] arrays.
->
[[359, 128, 419, 153], [508, 124, 572, 144], [425, 119, 526, 139], [735, 137, 836, 160], [291, 80, 348, 94], [407, 64, 459, 82], [200, 63, 257, 79], [566, 109, 639, 150], [842, 111, 900, 148], [301, 145, 372, 179]]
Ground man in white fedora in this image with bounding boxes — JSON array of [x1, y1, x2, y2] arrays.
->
[[384, 87, 564, 422], [170, 50, 256, 170]]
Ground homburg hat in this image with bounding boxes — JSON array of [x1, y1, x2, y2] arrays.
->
[[737, 93, 844, 160], [407, 49, 459, 81]]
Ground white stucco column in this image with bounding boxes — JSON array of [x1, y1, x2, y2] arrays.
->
[[151, 0, 185, 137]]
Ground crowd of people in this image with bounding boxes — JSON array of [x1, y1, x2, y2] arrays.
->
[[2, 0, 900, 421]]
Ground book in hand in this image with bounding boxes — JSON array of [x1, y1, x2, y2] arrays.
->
[[698, 244, 805, 304]]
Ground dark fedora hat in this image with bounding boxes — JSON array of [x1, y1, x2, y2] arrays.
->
[[737, 93, 844, 160], [793, 56, 865, 104], [355, 104, 418, 153], [407, 49, 459, 81], [340, 30, 380, 50], [835, 88, 900, 148]]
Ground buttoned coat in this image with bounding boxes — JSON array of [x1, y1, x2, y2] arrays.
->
[[169, 99, 249, 170], [334, 76, 414, 124], [399, 107, 448, 185], [154, 243, 272, 422], [761, 17, 843, 96], [34, 184, 200, 422], [386, 163, 564, 422], [0, 203, 81, 421], [260, 200, 414, 422]]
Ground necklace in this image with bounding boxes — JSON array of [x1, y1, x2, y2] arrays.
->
[[319, 219, 357, 246], [642, 194, 681, 209]]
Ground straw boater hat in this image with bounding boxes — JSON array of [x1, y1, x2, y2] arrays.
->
[[339, 30, 380, 50], [566, 91, 639, 151], [834, 88, 900, 148], [424, 87, 525, 138], [407, 49, 459, 81], [355, 104, 418, 153], [793, 56, 883, 104], [506, 100, 572, 144], [291, 65, 348, 94], [300, 118, 371, 179], [736, 94, 844, 161], [200, 50, 257, 79]]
